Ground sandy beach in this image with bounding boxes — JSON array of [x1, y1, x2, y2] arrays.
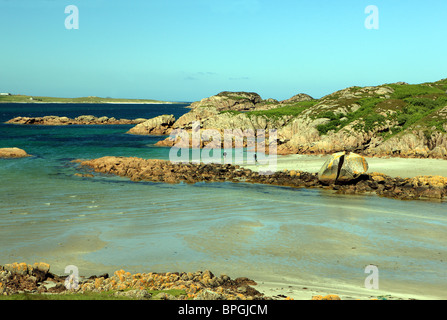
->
[[4, 153, 447, 300], [254, 276, 444, 300], [238, 154, 447, 300], [243, 154, 447, 179]]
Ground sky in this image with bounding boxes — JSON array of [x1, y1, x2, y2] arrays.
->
[[0, 0, 446, 102]]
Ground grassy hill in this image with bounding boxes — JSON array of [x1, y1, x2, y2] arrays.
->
[[176, 78, 447, 157], [216, 79, 447, 140], [313, 80, 447, 138]]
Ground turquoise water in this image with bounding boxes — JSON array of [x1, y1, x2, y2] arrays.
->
[[1, 103, 447, 298]]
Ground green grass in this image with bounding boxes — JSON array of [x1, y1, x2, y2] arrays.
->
[[353, 113, 386, 133], [315, 97, 384, 134], [147, 289, 187, 298], [219, 81, 447, 137], [315, 111, 343, 121], [257, 100, 278, 106], [387, 83, 445, 100], [0, 288, 188, 300], [314, 111, 345, 135], [213, 80, 447, 136], [0, 291, 129, 300], [216, 100, 318, 119], [245, 100, 317, 119], [245, 106, 305, 119], [314, 86, 447, 137], [424, 118, 446, 133], [389, 95, 447, 133], [432, 78, 447, 91]]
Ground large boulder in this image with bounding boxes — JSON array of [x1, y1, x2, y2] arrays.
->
[[318, 151, 368, 184]]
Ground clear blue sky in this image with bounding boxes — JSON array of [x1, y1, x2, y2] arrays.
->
[[1, 0, 446, 102]]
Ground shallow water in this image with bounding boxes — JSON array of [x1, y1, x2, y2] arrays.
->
[[1, 103, 447, 298]]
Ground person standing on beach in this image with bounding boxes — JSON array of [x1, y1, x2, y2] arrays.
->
[[254, 153, 258, 164]]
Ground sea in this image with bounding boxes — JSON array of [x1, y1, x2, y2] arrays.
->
[[1, 103, 446, 298]]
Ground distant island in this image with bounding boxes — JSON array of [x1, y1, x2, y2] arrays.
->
[[0, 93, 187, 104]]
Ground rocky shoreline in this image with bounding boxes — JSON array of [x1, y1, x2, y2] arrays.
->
[[1, 262, 358, 300], [75, 156, 447, 201], [0, 262, 268, 300], [6, 115, 148, 126]]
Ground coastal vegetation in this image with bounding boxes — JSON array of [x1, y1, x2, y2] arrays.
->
[[219, 101, 317, 119], [314, 82, 447, 137], [245, 100, 318, 119], [193, 79, 447, 138]]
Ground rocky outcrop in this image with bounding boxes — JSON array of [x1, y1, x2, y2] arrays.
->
[[188, 91, 315, 112], [0, 262, 65, 295], [148, 88, 373, 155], [152, 105, 285, 149], [0, 262, 265, 300], [318, 152, 369, 185], [6, 115, 147, 125], [76, 156, 447, 201], [0, 147, 31, 158], [189, 91, 263, 111], [136, 79, 447, 159], [81, 269, 264, 300], [77, 157, 256, 184], [126, 114, 176, 135], [365, 129, 447, 158], [172, 106, 221, 129], [270, 85, 397, 155]]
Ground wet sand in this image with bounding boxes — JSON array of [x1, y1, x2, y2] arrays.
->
[[239, 154, 447, 299], [3, 154, 447, 300], [255, 278, 442, 300]]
